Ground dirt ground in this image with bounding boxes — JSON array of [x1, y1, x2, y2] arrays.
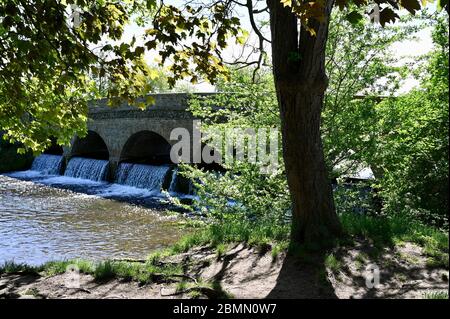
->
[[0, 241, 448, 299]]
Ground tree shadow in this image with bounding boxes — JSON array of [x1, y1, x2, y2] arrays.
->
[[266, 247, 338, 299], [0, 273, 41, 298]]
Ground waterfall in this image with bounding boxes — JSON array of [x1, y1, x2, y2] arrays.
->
[[115, 163, 170, 192], [64, 157, 109, 181], [31, 154, 63, 175]]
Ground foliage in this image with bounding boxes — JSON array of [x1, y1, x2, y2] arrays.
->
[[0, 0, 158, 152], [179, 10, 427, 236], [333, 182, 380, 216], [283, 0, 427, 28], [323, 12, 423, 178], [370, 14, 449, 228], [144, 2, 247, 87], [177, 68, 289, 246]]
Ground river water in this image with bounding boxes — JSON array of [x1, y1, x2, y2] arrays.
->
[[0, 173, 188, 266]]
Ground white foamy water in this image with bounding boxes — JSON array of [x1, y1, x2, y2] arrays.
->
[[6, 156, 194, 202], [98, 183, 162, 198], [7, 170, 44, 179], [40, 175, 105, 186]]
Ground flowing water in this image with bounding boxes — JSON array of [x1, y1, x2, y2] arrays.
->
[[0, 155, 193, 265], [0, 175, 186, 265], [115, 163, 171, 192], [64, 157, 109, 181], [30, 154, 64, 175]]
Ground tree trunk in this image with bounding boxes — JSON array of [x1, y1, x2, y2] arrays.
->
[[267, 0, 342, 245]]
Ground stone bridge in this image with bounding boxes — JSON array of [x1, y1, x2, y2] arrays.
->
[[62, 93, 204, 177]]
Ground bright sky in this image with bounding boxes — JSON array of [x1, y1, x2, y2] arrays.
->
[[119, 2, 439, 94]]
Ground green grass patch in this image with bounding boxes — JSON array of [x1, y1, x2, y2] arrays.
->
[[325, 253, 342, 274], [0, 261, 41, 274], [90, 260, 183, 283], [170, 220, 290, 254], [271, 242, 288, 260], [215, 243, 227, 259], [340, 212, 448, 267], [1, 258, 183, 285], [423, 291, 449, 299]]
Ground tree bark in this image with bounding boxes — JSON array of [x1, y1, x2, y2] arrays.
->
[[267, 0, 342, 245]]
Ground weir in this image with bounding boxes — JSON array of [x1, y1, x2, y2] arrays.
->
[[8, 94, 201, 193], [115, 163, 171, 192], [31, 154, 64, 175], [64, 157, 109, 182]]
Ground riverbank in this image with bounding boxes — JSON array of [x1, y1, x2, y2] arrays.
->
[[1, 207, 448, 299], [1, 237, 448, 299]]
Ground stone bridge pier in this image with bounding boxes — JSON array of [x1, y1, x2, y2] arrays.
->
[[62, 93, 204, 181]]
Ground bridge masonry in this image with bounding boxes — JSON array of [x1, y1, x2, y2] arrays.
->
[[62, 93, 206, 179]]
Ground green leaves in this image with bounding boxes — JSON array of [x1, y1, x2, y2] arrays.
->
[[399, 0, 422, 14], [379, 7, 399, 27], [144, 3, 243, 87], [345, 11, 364, 25], [0, 0, 157, 152]]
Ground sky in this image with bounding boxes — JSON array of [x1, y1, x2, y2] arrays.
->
[[118, 2, 439, 94]]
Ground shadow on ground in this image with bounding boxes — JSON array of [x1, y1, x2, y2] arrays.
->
[[266, 251, 337, 298]]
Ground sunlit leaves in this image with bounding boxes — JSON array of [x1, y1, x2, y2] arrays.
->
[[144, 3, 245, 86], [0, 0, 157, 151]]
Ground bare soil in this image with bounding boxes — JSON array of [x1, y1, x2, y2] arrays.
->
[[0, 241, 448, 299]]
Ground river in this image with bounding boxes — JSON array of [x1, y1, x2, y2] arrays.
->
[[0, 161, 190, 265]]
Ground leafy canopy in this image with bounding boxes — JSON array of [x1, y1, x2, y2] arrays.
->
[[0, 0, 156, 152], [1, 0, 445, 152]]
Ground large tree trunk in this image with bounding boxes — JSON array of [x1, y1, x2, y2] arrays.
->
[[268, 0, 342, 244]]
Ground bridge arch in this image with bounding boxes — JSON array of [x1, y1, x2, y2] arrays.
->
[[120, 130, 172, 165], [70, 130, 109, 160]]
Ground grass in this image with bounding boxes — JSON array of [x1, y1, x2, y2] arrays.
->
[[215, 243, 227, 259], [169, 219, 290, 255], [0, 258, 183, 285], [271, 242, 289, 260], [325, 253, 342, 274], [423, 291, 449, 299], [340, 212, 449, 268], [0, 261, 42, 274], [91, 260, 183, 283]]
